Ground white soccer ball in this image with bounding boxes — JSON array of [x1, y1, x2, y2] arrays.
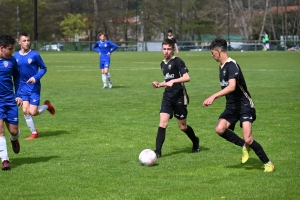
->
[[138, 149, 157, 166]]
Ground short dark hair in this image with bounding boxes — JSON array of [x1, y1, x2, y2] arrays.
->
[[162, 38, 174, 49], [0, 34, 16, 48], [167, 30, 172, 33], [210, 37, 227, 52], [18, 32, 30, 41]]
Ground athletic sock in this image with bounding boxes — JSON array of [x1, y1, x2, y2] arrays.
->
[[0, 136, 9, 161], [38, 105, 48, 114], [102, 74, 107, 85], [155, 127, 166, 152], [220, 129, 245, 147], [10, 129, 20, 141], [183, 125, 198, 143], [24, 115, 37, 134], [249, 140, 270, 164], [107, 72, 112, 83]]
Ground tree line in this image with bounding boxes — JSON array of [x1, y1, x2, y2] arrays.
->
[[0, 0, 299, 42]]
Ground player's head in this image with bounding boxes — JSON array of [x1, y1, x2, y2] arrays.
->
[[162, 39, 174, 59], [210, 38, 228, 62], [167, 30, 173, 37], [18, 32, 31, 50], [210, 37, 227, 52], [0, 34, 16, 59], [99, 32, 107, 41]]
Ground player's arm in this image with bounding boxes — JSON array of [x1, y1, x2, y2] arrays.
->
[[202, 78, 236, 107], [164, 72, 190, 88], [109, 41, 118, 54], [93, 42, 100, 53], [12, 61, 22, 106], [175, 43, 179, 54], [30, 55, 47, 83], [152, 81, 166, 88]]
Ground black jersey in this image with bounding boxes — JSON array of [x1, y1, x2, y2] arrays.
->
[[160, 56, 189, 105], [168, 36, 177, 44], [219, 58, 254, 109]]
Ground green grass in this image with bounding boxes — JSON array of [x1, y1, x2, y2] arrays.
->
[[1, 51, 300, 199]]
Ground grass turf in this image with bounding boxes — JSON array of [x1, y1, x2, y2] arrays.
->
[[1, 50, 299, 199]]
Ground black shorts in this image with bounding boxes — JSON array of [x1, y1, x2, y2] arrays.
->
[[219, 107, 256, 131], [160, 100, 188, 120]]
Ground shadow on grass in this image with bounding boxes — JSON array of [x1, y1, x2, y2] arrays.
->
[[36, 130, 71, 138], [10, 156, 59, 169], [162, 146, 210, 157], [225, 158, 262, 171]]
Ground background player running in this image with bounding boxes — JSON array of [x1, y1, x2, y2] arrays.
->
[[202, 37, 274, 172], [14, 32, 55, 140], [0, 34, 23, 170], [152, 38, 200, 158]]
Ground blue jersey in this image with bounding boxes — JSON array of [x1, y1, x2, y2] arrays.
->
[[0, 57, 20, 104], [93, 40, 118, 64], [13, 50, 47, 96]]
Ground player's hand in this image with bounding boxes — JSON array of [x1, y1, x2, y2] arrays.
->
[[152, 81, 160, 88], [27, 77, 36, 84], [15, 97, 23, 106], [202, 96, 215, 107], [164, 80, 174, 88]]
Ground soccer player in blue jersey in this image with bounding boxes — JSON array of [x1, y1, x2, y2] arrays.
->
[[14, 32, 55, 140], [151, 38, 200, 158], [93, 32, 118, 88], [202, 37, 274, 172], [0, 34, 23, 170]]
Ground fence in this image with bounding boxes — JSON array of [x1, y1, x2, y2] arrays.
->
[[20, 40, 300, 52]]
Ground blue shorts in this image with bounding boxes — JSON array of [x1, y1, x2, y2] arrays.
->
[[0, 103, 19, 125], [219, 107, 256, 131], [100, 61, 110, 69], [20, 92, 40, 106]]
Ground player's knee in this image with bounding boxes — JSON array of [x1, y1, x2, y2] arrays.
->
[[215, 126, 225, 135], [159, 121, 168, 129], [244, 137, 254, 145]]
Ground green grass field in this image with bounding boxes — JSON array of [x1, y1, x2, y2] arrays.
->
[[1, 50, 300, 199]]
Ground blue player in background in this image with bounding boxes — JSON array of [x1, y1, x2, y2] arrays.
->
[[0, 34, 23, 170], [14, 32, 55, 140], [93, 32, 118, 89]]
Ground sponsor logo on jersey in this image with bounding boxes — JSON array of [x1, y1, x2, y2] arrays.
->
[[4, 61, 8, 67], [28, 58, 32, 64], [164, 73, 174, 80], [220, 80, 229, 86]]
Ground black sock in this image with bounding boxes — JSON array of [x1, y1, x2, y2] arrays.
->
[[184, 125, 198, 144], [249, 140, 270, 164], [155, 127, 166, 152], [220, 129, 245, 147]]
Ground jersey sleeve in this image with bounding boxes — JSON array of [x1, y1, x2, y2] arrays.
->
[[93, 41, 100, 53], [227, 62, 240, 80], [108, 41, 118, 53], [33, 54, 47, 82], [176, 58, 189, 74]]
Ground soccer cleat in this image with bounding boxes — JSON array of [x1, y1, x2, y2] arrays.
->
[[2, 160, 10, 171], [102, 85, 108, 89], [154, 150, 161, 158], [26, 130, 39, 140], [44, 100, 55, 115], [109, 83, 113, 88], [10, 139, 20, 154], [264, 162, 275, 172], [242, 146, 250, 163], [192, 137, 200, 153]]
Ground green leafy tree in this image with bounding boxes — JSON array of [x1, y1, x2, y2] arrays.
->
[[59, 13, 89, 41]]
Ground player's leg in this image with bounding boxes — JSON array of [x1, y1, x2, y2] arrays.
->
[[23, 101, 38, 139], [0, 119, 10, 170], [155, 112, 170, 157], [100, 62, 107, 88], [242, 121, 274, 172], [6, 106, 20, 154], [105, 61, 112, 88]]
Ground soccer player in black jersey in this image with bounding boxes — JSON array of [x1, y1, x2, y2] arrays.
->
[[152, 38, 199, 158], [167, 30, 179, 54], [203, 37, 274, 172]]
